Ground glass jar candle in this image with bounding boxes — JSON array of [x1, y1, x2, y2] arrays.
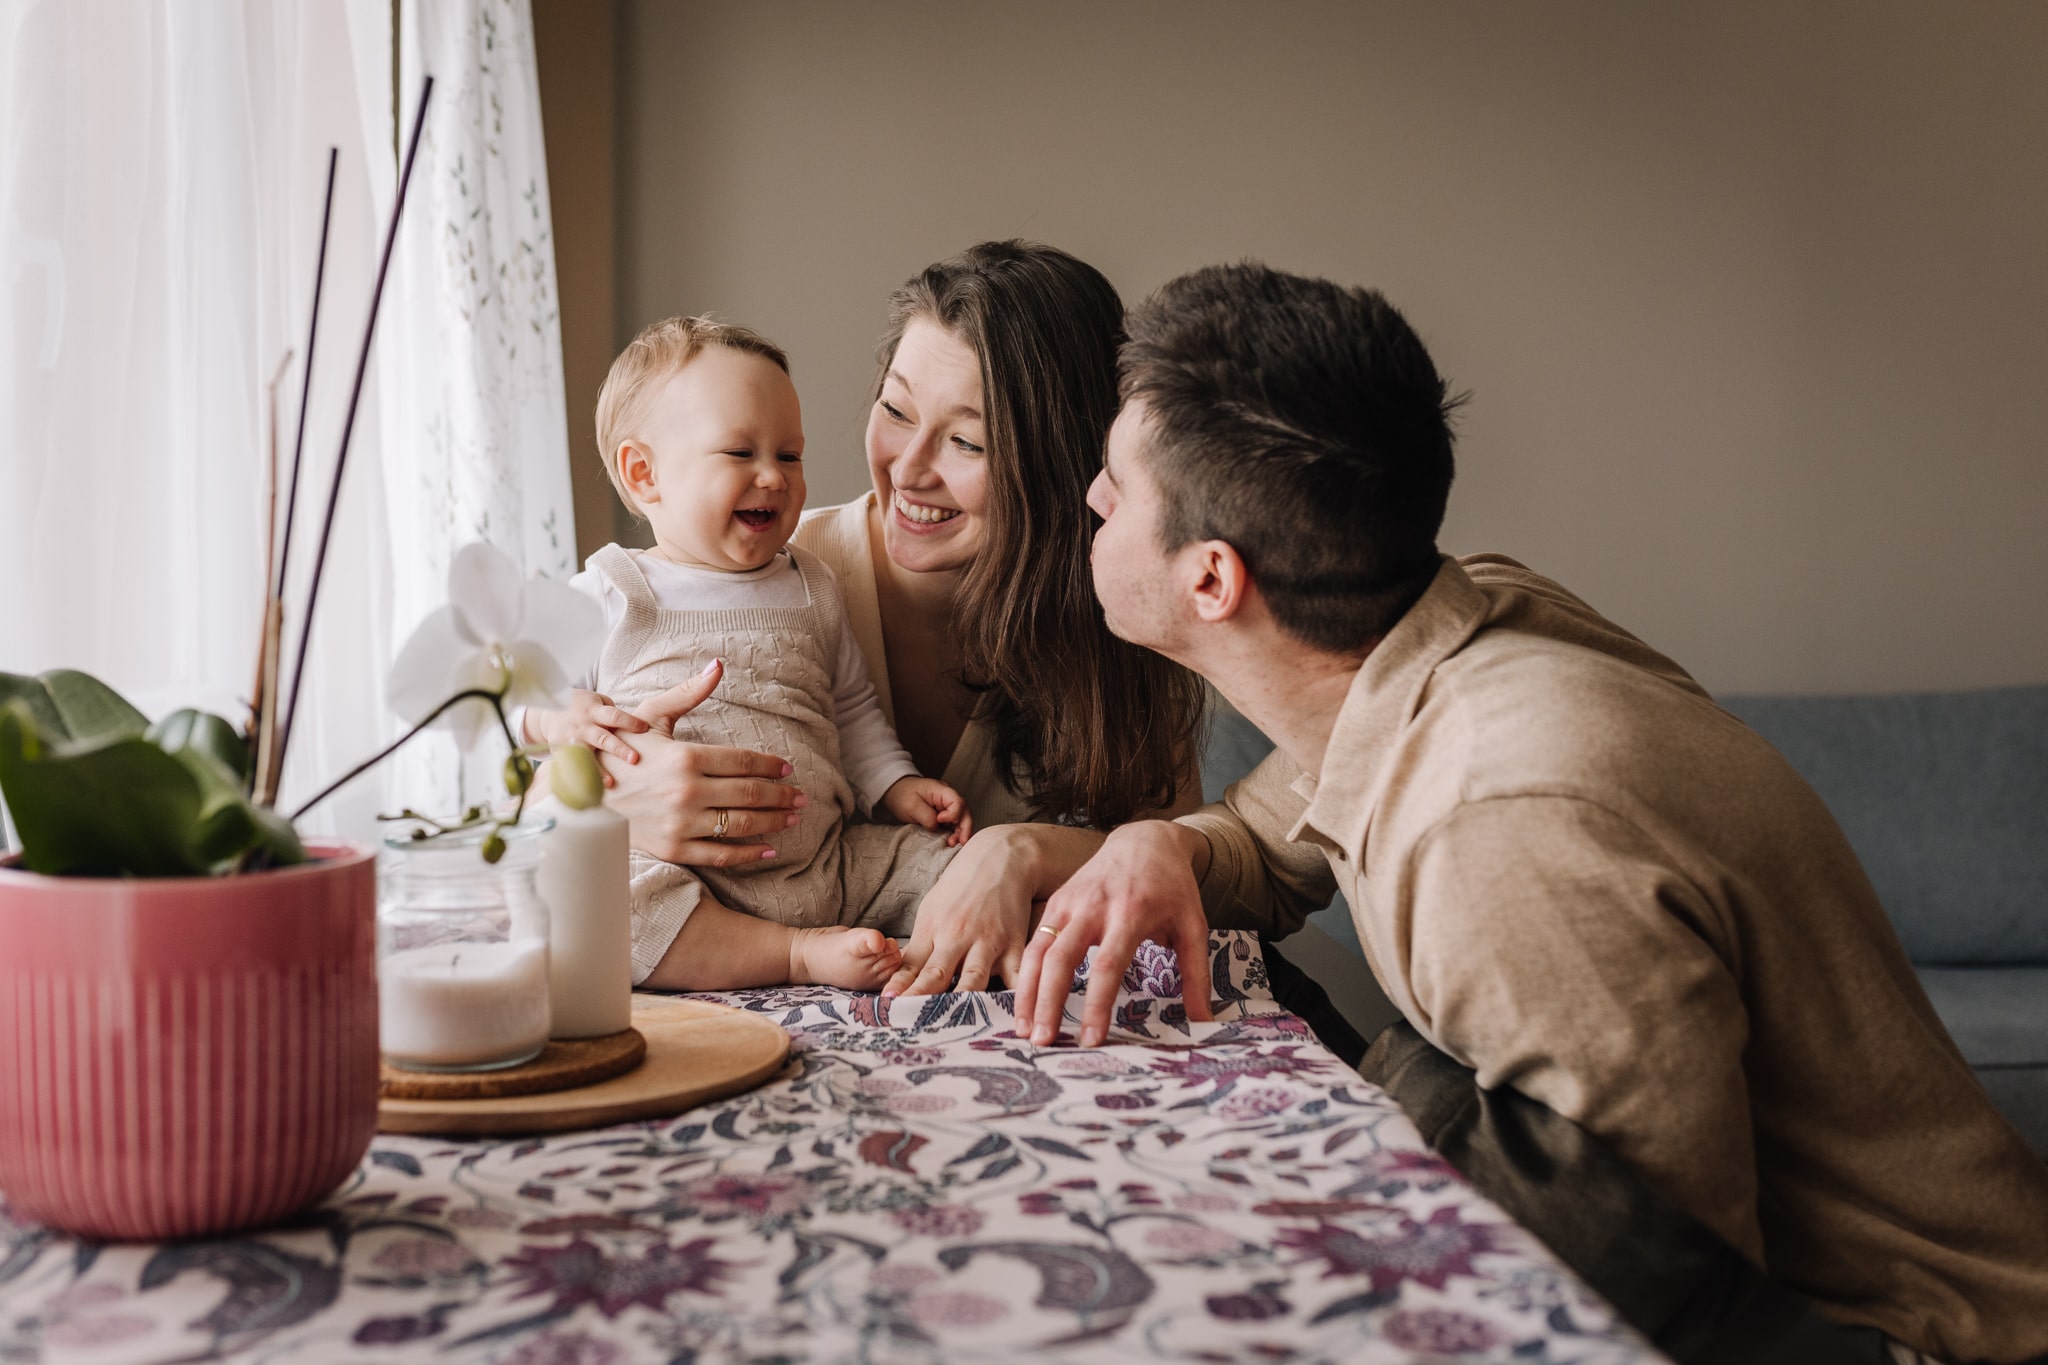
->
[[376, 819, 553, 1072]]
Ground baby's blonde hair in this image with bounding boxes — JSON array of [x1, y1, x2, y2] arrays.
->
[[594, 315, 791, 505]]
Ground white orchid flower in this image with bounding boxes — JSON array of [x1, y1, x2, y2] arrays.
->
[[385, 542, 603, 750]]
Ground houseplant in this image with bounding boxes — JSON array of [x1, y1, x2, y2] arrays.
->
[[0, 547, 601, 1242]]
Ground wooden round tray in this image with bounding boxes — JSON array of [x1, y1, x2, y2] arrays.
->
[[381, 1028, 648, 1100], [376, 998, 790, 1136]]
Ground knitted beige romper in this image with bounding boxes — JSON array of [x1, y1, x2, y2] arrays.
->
[[587, 544, 958, 983]]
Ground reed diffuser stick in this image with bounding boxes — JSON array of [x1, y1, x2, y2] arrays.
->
[[275, 78, 434, 792], [258, 147, 340, 806], [275, 147, 338, 617]]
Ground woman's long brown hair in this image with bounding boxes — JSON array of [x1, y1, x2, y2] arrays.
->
[[874, 241, 1205, 827]]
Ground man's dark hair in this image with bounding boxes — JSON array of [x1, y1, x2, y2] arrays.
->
[[1121, 263, 1462, 653]]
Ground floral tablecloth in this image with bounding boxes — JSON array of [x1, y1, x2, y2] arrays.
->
[[0, 933, 1662, 1364]]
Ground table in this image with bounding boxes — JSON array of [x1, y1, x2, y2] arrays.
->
[[0, 933, 1664, 1363]]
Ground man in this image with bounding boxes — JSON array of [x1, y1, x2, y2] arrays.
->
[[1015, 263, 2048, 1362]]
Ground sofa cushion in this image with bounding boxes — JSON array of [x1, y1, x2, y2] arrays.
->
[[1720, 685, 2048, 964], [1915, 966, 2048, 1157], [1913, 966, 2048, 1069]]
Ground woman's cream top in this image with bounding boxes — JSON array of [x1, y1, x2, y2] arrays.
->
[[794, 494, 1039, 828]]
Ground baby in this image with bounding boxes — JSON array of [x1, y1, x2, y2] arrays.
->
[[524, 317, 969, 992]]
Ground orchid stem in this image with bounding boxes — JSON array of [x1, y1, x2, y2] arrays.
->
[[496, 701, 530, 833], [290, 687, 501, 820]]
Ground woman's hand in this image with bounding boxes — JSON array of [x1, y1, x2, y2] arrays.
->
[[598, 660, 809, 866], [886, 823, 1109, 996]]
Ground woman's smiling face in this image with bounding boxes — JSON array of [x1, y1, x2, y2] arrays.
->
[[866, 317, 989, 575]]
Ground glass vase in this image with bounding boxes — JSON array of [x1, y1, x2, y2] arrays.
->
[[376, 819, 553, 1072]]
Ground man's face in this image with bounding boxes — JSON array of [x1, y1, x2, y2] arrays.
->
[[1086, 401, 1185, 654]]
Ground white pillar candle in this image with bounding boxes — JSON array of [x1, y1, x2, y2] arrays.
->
[[379, 939, 551, 1069], [538, 803, 632, 1038]]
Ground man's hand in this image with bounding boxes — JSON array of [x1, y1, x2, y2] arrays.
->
[[882, 776, 973, 847], [1014, 820, 1214, 1048], [599, 660, 807, 866], [526, 689, 650, 782]]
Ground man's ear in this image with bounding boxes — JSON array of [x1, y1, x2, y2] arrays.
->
[[617, 440, 657, 506], [1187, 539, 1251, 624]]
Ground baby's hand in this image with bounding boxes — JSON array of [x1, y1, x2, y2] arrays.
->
[[526, 690, 649, 784], [882, 776, 974, 847]]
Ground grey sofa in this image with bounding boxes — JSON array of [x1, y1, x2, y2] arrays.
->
[[1200, 681, 2048, 1157], [1720, 684, 2048, 1157]]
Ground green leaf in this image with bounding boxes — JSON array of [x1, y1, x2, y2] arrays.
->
[[0, 673, 67, 738], [148, 708, 253, 784], [0, 689, 305, 879], [40, 669, 150, 744], [163, 737, 305, 874], [191, 796, 257, 868], [243, 803, 307, 869], [0, 703, 208, 877]]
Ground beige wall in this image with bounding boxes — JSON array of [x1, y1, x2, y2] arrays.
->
[[532, 0, 623, 555], [606, 0, 2048, 694]]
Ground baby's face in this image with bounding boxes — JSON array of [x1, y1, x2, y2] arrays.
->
[[630, 347, 806, 572]]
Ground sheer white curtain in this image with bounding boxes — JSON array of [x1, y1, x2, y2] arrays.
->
[[383, 0, 577, 818], [0, 0, 572, 845]]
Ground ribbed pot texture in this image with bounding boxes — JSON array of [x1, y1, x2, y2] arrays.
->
[[0, 842, 378, 1240]]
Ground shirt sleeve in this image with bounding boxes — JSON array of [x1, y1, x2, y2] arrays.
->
[[831, 609, 919, 812], [1400, 793, 1762, 1260], [1175, 746, 1338, 936]]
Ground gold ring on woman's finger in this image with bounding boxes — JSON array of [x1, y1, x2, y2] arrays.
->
[[711, 808, 730, 839], [1036, 924, 1060, 939]]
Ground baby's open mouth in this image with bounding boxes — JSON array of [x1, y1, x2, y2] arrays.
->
[[734, 508, 777, 531]]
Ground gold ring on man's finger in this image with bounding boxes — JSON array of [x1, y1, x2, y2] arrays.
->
[[1036, 924, 1060, 938], [711, 808, 730, 839]]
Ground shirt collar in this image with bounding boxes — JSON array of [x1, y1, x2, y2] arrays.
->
[[1287, 556, 1491, 862]]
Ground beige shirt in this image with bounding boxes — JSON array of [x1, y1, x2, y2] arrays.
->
[[794, 494, 1039, 829], [1181, 553, 2048, 1361]]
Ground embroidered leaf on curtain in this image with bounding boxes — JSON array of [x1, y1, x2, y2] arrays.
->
[[384, 0, 577, 820]]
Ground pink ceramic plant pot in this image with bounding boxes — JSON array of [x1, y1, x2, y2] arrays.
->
[[0, 841, 379, 1240]]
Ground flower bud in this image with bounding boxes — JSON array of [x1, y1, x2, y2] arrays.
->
[[552, 743, 604, 811], [503, 753, 535, 796], [481, 832, 507, 864]]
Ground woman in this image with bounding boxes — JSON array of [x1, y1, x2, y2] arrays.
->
[[603, 240, 1207, 992]]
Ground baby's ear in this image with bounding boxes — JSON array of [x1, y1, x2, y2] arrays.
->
[[617, 440, 657, 504]]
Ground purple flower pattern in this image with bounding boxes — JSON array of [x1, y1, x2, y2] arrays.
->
[[503, 1236, 737, 1317], [1122, 940, 1183, 998], [0, 931, 1651, 1364]]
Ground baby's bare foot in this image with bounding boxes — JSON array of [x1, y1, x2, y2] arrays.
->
[[788, 927, 903, 991]]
